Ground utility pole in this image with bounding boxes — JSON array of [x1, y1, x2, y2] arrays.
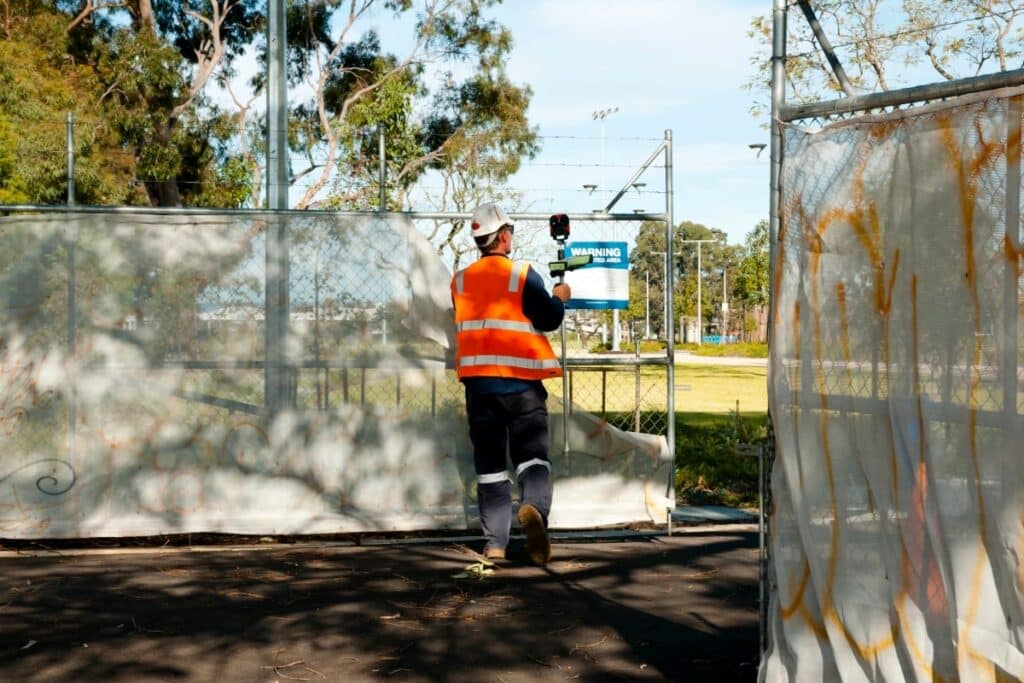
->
[[592, 106, 621, 350], [678, 238, 721, 346]]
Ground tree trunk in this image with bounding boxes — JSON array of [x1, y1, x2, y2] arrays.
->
[[146, 122, 181, 207], [137, 0, 156, 34]]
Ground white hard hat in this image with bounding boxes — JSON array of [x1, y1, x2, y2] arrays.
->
[[469, 203, 513, 240]]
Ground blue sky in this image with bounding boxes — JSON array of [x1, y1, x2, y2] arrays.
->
[[482, 0, 770, 245], [258, 0, 772, 246]]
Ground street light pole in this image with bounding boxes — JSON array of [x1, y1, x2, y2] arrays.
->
[[593, 106, 621, 350], [678, 238, 721, 346]]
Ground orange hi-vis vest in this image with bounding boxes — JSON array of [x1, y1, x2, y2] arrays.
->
[[451, 256, 563, 381]]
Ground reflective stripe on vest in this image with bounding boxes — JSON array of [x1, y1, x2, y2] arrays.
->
[[508, 262, 528, 293], [457, 354, 562, 371], [456, 263, 524, 295], [456, 319, 542, 334]]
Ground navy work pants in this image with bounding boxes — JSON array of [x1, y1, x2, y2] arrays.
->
[[465, 384, 553, 552]]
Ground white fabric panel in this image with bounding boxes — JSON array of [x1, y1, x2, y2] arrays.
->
[[763, 90, 1024, 682], [0, 212, 671, 538]]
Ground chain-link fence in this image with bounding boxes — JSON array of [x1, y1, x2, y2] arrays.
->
[[0, 208, 672, 538], [766, 91, 1024, 681]]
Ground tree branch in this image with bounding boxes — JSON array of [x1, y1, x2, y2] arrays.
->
[[924, 39, 955, 81], [67, 0, 128, 33], [297, 1, 427, 209], [170, 0, 234, 121]]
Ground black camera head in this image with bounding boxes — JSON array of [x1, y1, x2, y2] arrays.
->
[[549, 213, 570, 240]]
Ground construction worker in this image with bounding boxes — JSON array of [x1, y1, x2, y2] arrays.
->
[[451, 203, 571, 565]]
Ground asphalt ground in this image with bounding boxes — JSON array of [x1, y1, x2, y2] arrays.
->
[[0, 525, 760, 682]]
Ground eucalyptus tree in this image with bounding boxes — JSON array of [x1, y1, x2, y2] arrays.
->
[[746, 0, 1024, 113], [280, 0, 537, 216], [629, 220, 738, 338], [0, 1, 139, 205], [58, 0, 264, 207], [731, 220, 769, 342], [2, 0, 535, 215]]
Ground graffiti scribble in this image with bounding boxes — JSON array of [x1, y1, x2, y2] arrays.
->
[[0, 459, 76, 496]]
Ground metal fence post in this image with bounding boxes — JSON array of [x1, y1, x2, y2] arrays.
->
[[1005, 96, 1021, 422], [758, 442, 768, 657], [635, 322, 641, 432], [601, 369, 607, 418], [664, 129, 676, 535], [65, 112, 77, 471], [266, 0, 291, 416], [764, 0, 788, 658]]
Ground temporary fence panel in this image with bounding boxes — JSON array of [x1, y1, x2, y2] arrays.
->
[[0, 210, 670, 538], [763, 90, 1024, 681]]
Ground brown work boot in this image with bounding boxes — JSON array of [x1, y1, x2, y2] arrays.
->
[[483, 546, 506, 562], [518, 503, 551, 565]]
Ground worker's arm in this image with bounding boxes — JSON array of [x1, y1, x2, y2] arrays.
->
[[522, 267, 568, 332]]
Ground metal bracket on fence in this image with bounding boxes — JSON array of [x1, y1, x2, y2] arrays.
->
[[733, 444, 761, 458], [734, 442, 769, 657]]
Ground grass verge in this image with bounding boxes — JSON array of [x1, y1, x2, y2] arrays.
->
[[674, 411, 767, 508]]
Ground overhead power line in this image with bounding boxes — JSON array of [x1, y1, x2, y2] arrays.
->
[[520, 162, 667, 169], [412, 185, 668, 195], [535, 134, 663, 142]]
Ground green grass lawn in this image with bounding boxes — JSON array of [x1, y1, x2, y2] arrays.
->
[[674, 364, 766, 413], [678, 342, 768, 358], [553, 362, 768, 508], [674, 411, 767, 508], [673, 364, 767, 507]]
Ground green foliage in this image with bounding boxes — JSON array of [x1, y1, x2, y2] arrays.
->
[[732, 220, 769, 308], [277, 0, 536, 212], [678, 342, 768, 358], [185, 152, 255, 208], [2, 0, 535, 214], [641, 339, 667, 353], [0, 5, 136, 205], [629, 219, 753, 338], [675, 412, 767, 507], [153, 0, 263, 66], [593, 338, 668, 354], [0, 116, 28, 204]]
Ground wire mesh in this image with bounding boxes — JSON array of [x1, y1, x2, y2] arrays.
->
[[779, 99, 1020, 416], [0, 210, 668, 422], [768, 86, 1024, 680], [0, 208, 672, 538]]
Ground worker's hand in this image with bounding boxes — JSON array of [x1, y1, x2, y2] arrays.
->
[[552, 282, 571, 302]]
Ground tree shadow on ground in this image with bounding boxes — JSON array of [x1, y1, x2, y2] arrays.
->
[[0, 530, 759, 682]]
